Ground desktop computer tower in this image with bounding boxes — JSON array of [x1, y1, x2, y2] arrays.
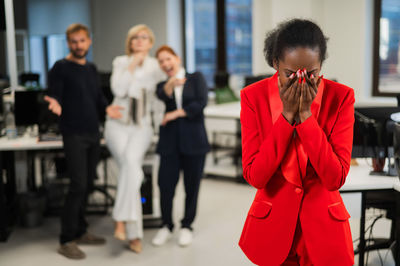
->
[[142, 154, 161, 223]]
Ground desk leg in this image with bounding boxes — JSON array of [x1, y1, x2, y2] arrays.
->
[[359, 192, 366, 266], [395, 192, 400, 265], [234, 119, 242, 182]]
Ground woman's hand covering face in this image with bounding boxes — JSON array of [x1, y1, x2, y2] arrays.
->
[[278, 69, 323, 123]]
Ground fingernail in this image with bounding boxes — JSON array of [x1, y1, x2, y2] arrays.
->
[[290, 73, 295, 78], [321, 75, 324, 79], [302, 78, 306, 84], [298, 78, 301, 84], [297, 70, 300, 78], [311, 74, 314, 79]]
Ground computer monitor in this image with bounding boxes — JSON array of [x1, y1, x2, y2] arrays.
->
[[14, 90, 44, 126], [14, 90, 59, 132], [352, 106, 400, 158], [352, 106, 400, 175], [244, 74, 273, 87]]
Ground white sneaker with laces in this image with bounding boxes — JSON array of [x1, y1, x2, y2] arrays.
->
[[178, 228, 193, 247], [152, 226, 172, 246]]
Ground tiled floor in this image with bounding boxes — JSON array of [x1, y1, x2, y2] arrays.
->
[[0, 162, 396, 266]]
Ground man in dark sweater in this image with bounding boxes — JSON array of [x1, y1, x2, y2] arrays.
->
[[45, 23, 122, 260]]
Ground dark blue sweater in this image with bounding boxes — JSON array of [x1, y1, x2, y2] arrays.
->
[[48, 59, 107, 135]]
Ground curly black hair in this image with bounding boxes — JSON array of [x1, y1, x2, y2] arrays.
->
[[264, 19, 328, 67]]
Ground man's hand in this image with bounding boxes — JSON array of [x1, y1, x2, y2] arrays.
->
[[44, 95, 62, 116], [106, 105, 124, 119]]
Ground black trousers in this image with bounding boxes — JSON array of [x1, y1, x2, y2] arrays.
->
[[59, 133, 100, 244], [158, 153, 206, 231]]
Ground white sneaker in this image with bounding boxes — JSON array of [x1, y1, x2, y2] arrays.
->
[[152, 226, 172, 246], [178, 228, 193, 247]]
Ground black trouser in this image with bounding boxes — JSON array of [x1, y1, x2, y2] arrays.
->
[[158, 153, 206, 231], [59, 133, 100, 244]]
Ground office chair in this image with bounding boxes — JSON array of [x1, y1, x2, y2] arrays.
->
[[19, 73, 40, 89]]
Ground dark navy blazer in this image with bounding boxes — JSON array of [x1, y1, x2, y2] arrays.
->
[[156, 71, 210, 156]]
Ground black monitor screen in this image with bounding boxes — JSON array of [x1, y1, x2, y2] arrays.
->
[[352, 106, 400, 158], [14, 90, 59, 130], [14, 90, 44, 126]]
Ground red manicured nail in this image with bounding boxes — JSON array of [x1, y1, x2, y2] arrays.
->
[[311, 74, 314, 79], [302, 78, 306, 84], [290, 73, 295, 78], [321, 75, 324, 79], [298, 78, 301, 84]]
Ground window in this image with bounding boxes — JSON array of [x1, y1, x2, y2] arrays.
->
[[185, 0, 217, 87], [184, 0, 252, 87], [226, 0, 252, 75], [373, 0, 400, 96]]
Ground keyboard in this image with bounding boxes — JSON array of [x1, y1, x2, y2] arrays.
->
[[38, 132, 62, 142]]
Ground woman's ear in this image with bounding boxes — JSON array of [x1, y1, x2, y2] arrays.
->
[[273, 60, 278, 71]]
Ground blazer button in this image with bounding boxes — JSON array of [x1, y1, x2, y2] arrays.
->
[[295, 188, 302, 194]]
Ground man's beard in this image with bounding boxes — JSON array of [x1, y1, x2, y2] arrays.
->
[[70, 49, 88, 59]]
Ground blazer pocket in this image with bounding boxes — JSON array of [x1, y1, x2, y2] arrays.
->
[[328, 202, 351, 221], [249, 201, 272, 219]]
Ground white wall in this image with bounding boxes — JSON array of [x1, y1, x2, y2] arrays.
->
[[91, 0, 183, 72], [27, 0, 91, 36], [90, 0, 167, 71], [252, 0, 397, 106], [167, 0, 183, 59]]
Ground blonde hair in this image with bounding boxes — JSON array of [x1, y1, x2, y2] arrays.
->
[[66, 23, 90, 41], [125, 24, 155, 55]]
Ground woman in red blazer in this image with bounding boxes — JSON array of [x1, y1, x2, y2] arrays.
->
[[239, 19, 355, 266]]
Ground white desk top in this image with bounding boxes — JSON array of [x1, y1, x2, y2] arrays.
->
[[341, 160, 400, 192], [0, 135, 153, 152], [204, 102, 240, 119], [0, 135, 63, 151]]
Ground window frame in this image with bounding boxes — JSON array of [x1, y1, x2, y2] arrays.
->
[[372, 0, 400, 97]]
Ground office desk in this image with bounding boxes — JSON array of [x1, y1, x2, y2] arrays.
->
[[341, 162, 400, 266], [0, 135, 161, 241], [0, 136, 62, 151], [204, 101, 240, 120], [0, 135, 110, 214], [0, 136, 108, 191], [204, 102, 242, 180]]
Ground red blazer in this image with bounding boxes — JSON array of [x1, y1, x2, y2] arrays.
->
[[239, 73, 355, 266]]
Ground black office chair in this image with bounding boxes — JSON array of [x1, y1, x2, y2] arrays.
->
[[353, 120, 399, 259], [19, 73, 40, 89], [40, 148, 115, 215]]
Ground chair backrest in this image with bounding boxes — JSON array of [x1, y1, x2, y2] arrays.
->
[[19, 73, 40, 88]]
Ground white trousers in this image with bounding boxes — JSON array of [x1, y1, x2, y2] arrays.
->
[[104, 120, 152, 240]]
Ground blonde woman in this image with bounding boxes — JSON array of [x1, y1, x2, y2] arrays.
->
[[104, 24, 164, 253]]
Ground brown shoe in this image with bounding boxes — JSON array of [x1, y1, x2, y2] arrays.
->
[[76, 232, 106, 245], [129, 239, 142, 253], [58, 241, 86, 260]]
